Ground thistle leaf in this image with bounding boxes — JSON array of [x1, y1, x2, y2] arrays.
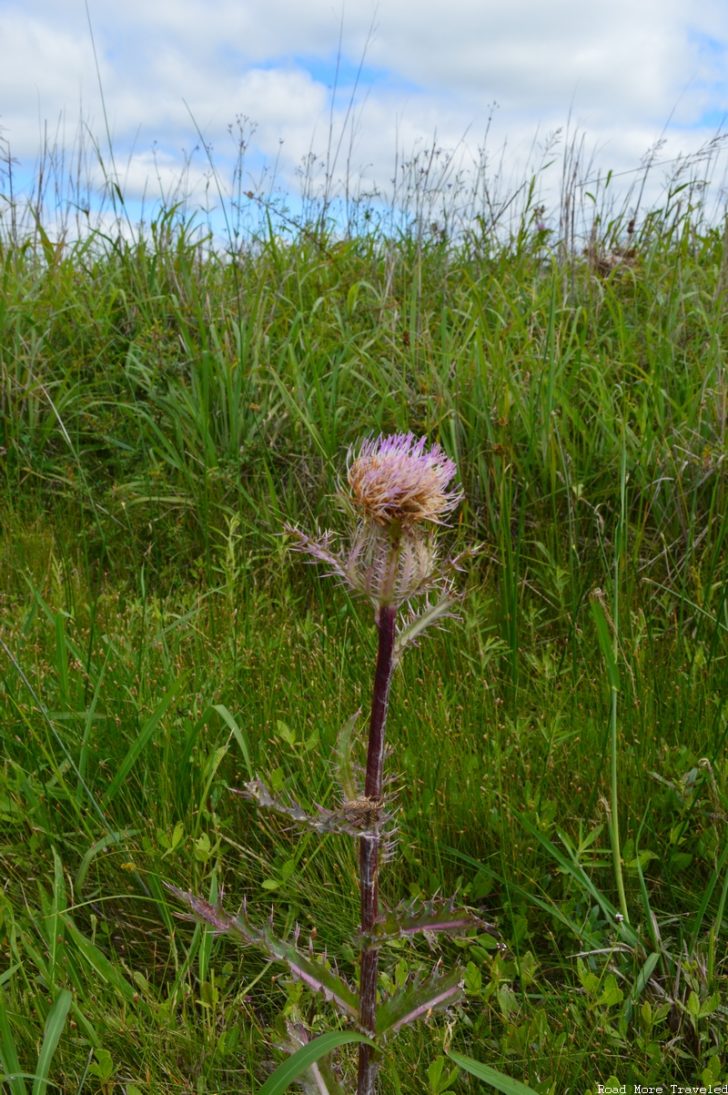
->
[[376, 967, 464, 1036], [236, 778, 385, 840], [334, 710, 362, 802], [286, 527, 343, 572], [167, 886, 359, 1020], [394, 593, 459, 659], [367, 898, 491, 943], [285, 527, 360, 593], [236, 779, 315, 826], [270, 946, 359, 1021]]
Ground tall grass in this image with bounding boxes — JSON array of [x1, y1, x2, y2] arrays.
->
[[0, 126, 726, 1091]]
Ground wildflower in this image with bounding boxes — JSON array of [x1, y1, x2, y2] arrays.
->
[[347, 433, 461, 528], [289, 434, 462, 610]]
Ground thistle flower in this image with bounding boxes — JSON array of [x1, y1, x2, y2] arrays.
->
[[347, 433, 461, 529], [289, 433, 462, 610]]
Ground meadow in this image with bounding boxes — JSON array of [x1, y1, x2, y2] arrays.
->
[[0, 140, 726, 1092]]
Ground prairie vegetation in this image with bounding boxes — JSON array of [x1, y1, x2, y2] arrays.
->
[[0, 131, 726, 1092]]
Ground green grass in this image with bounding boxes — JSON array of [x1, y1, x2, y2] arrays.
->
[[0, 145, 726, 1093]]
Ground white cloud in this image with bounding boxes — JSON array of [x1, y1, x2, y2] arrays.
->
[[1, 0, 727, 229], [364, 0, 711, 123], [0, 10, 101, 148]]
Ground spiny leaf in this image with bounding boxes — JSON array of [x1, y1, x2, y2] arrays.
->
[[367, 898, 493, 943], [376, 967, 464, 1036], [239, 778, 387, 839], [274, 948, 359, 1021], [394, 592, 459, 659], [168, 886, 359, 1019], [334, 710, 362, 802], [237, 779, 316, 826]]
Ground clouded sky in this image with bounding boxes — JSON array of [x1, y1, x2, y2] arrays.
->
[[2, 0, 727, 234]]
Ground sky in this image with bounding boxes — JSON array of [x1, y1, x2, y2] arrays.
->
[[2, 0, 728, 238]]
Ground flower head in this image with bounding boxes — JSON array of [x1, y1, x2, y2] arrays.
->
[[288, 433, 464, 610], [347, 433, 461, 528]]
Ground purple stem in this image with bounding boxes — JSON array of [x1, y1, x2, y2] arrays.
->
[[357, 601, 397, 1095]]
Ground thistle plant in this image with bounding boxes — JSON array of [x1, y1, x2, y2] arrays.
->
[[171, 433, 488, 1094]]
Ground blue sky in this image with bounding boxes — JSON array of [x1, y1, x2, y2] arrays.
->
[[2, 0, 727, 237]]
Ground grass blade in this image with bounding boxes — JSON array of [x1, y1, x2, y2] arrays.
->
[[31, 989, 72, 1095], [102, 674, 186, 806], [446, 1049, 540, 1095], [258, 1031, 374, 1095], [0, 988, 28, 1095], [62, 916, 146, 1010], [212, 703, 254, 779]]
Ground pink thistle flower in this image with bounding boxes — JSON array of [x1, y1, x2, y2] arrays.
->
[[347, 434, 461, 529]]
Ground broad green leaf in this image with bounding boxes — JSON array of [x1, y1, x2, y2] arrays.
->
[[87, 1047, 114, 1083], [280, 1027, 349, 1095], [427, 1055, 460, 1094], [446, 1049, 540, 1095], [698, 991, 721, 1018], [258, 1031, 374, 1095], [597, 974, 623, 1008]]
